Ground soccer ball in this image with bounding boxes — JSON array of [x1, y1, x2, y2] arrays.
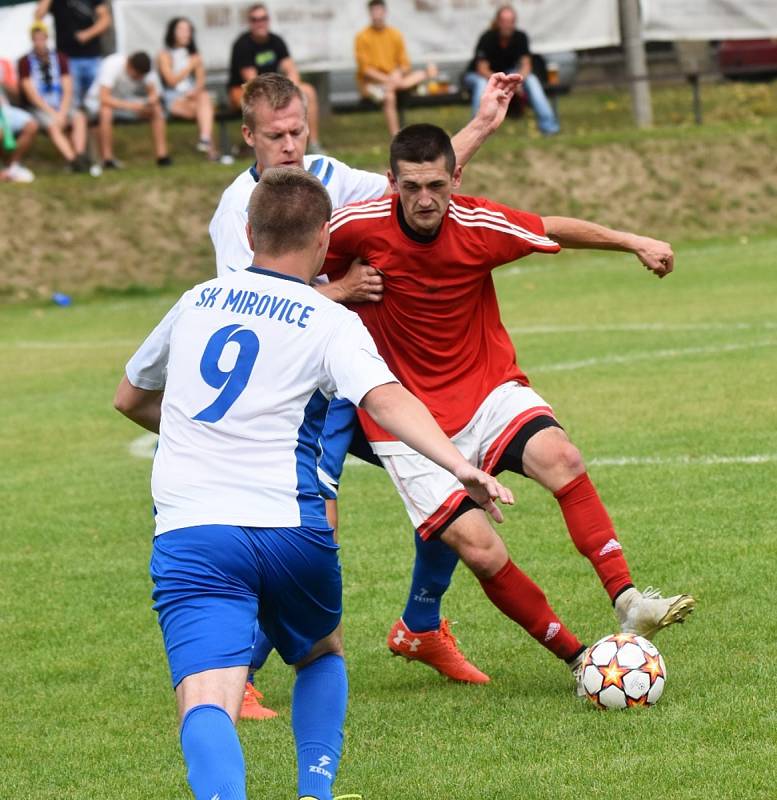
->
[[581, 632, 666, 709]]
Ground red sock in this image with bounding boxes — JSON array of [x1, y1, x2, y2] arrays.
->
[[480, 560, 583, 661], [554, 472, 633, 601]]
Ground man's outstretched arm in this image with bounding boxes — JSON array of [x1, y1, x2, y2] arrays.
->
[[542, 216, 675, 278], [361, 382, 514, 522], [449, 72, 523, 168]]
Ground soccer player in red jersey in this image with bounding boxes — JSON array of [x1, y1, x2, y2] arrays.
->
[[323, 124, 696, 691]]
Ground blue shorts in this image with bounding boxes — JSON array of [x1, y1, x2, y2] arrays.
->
[[150, 524, 341, 687], [317, 398, 358, 500]]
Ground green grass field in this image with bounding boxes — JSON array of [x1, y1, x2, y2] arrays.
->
[[2, 230, 776, 799]]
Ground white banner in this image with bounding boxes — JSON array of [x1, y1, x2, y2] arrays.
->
[[642, 0, 777, 41], [0, 2, 54, 64], [112, 0, 621, 73]]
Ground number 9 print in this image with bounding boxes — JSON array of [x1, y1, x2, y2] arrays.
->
[[193, 325, 260, 423]]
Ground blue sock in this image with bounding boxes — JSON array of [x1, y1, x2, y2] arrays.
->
[[249, 622, 274, 673], [402, 531, 459, 632], [180, 704, 246, 800], [292, 653, 348, 800]]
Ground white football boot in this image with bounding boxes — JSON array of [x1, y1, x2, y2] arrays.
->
[[616, 586, 696, 639], [569, 648, 590, 698]]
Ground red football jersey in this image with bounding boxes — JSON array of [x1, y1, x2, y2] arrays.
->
[[323, 193, 561, 440]]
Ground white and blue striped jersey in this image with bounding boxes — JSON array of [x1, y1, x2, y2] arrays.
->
[[125, 267, 397, 535], [209, 155, 388, 277]]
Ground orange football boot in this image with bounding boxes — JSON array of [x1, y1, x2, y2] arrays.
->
[[387, 618, 490, 684], [239, 682, 278, 720]]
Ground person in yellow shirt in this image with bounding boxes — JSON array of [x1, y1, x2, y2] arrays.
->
[[355, 0, 436, 136]]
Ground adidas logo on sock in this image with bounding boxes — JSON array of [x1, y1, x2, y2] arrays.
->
[[544, 622, 561, 641], [599, 538, 622, 557]]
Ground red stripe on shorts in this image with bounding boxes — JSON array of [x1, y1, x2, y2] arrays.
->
[[417, 488, 470, 540], [481, 405, 555, 475]]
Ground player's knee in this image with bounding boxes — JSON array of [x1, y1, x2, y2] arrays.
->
[[526, 429, 585, 482], [453, 532, 507, 579], [556, 441, 585, 477], [295, 624, 345, 670]]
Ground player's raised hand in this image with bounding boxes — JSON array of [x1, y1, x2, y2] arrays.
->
[[634, 236, 674, 278], [337, 258, 384, 303], [476, 72, 524, 133], [454, 462, 514, 524]]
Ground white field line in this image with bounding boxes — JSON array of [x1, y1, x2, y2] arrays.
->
[[342, 452, 777, 469], [126, 433, 777, 469], [508, 321, 777, 335], [128, 432, 158, 459], [588, 454, 777, 467], [5, 322, 775, 350], [0, 339, 138, 350], [531, 339, 776, 374], [499, 265, 547, 276]]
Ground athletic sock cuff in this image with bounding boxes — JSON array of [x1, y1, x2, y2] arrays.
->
[[564, 644, 587, 665], [553, 472, 590, 500], [180, 703, 232, 741], [611, 583, 635, 606], [484, 558, 513, 586]]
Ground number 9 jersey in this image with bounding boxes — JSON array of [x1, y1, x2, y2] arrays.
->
[[125, 266, 397, 536]]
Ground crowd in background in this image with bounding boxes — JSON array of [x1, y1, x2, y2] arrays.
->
[[0, 1, 557, 182]]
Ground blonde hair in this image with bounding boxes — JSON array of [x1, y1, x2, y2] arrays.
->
[[241, 73, 306, 130]]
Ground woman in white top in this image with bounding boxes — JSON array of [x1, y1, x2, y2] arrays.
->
[[158, 17, 216, 157]]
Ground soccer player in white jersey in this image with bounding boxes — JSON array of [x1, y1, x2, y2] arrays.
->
[[115, 169, 512, 800], [210, 72, 524, 717]]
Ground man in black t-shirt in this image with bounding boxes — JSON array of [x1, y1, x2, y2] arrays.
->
[[34, 0, 112, 106], [463, 5, 558, 135], [227, 3, 322, 151]]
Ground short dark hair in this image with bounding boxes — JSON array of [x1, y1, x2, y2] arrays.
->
[[368, 0, 386, 7], [389, 123, 456, 176], [128, 51, 151, 75], [242, 73, 306, 129], [164, 17, 198, 54], [248, 168, 332, 256]]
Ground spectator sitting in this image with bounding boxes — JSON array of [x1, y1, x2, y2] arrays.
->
[[18, 21, 90, 173], [1, 57, 38, 182], [35, 0, 112, 107], [355, 0, 437, 137], [462, 4, 559, 135], [84, 51, 171, 169], [227, 3, 323, 152], [158, 17, 217, 159]]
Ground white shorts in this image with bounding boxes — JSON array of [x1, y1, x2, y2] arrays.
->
[[372, 382, 556, 539], [30, 106, 82, 130]]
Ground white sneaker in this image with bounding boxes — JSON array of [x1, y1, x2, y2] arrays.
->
[[2, 162, 35, 183], [365, 83, 386, 103], [616, 586, 696, 639]]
